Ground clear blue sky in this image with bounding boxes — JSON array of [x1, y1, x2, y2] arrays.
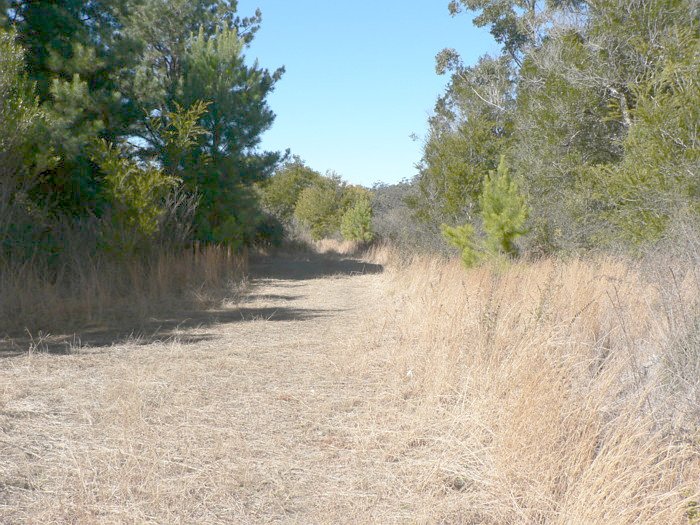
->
[[236, 1, 498, 187]]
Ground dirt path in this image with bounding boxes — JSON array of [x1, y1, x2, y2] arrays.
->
[[0, 253, 436, 524]]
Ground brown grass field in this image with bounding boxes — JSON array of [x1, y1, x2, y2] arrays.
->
[[1, 244, 699, 523]]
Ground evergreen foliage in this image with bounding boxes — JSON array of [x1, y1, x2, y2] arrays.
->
[[294, 176, 344, 240], [178, 25, 283, 244], [1, 0, 699, 271], [90, 140, 178, 253], [340, 196, 374, 243], [421, 0, 699, 256], [260, 157, 322, 223], [595, 26, 700, 245], [441, 223, 482, 267], [0, 27, 52, 260], [480, 156, 528, 257], [441, 157, 528, 267], [0, 27, 44, 180], [412, 55, 513, 226], [0, 0, 283, 260], [291, 172, 375, 242]]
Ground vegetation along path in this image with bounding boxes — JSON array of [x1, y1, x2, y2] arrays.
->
[[0, 252, 435, 523]]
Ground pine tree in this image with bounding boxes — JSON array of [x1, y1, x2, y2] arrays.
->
[[126, 8, 284, 245], [0, 27, 43, 180], [8, 0, 135, 214], [441, 156, 528, 267], [0, 27, 53, 259], [90, 140, 178, 253], [480, 156, 528, 257]]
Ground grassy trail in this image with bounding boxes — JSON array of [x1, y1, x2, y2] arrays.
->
[[3, 251, 698, 523], [0, 253, 421, 523]]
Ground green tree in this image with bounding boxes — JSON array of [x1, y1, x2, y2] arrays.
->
[[509, 37, 624, 251], [260, 157, 322, 223], [480, 156, 528, 257], [147, 100, 211, 178], [438, 0, 699, 253], [124, 0, 261, 108], [341, 195, 374, 243], [0, 27, 52, 259], [0, 27, 44, 181], [90, 140, 178, 253], [412, 55, 514, 226], [446, 0, 584, 64], [341, 184, 372, 212], [88, 103, 208, 253], [128, 14, 284, 245], [6, 0, 136, 214], [441, 157, 528, 267], [294, 175, 344, 240], [3, 0, 282, 249], [595, 26, 700, 245]]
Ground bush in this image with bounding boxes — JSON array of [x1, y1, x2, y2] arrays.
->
[[259, 157, 322, 223], [90, 140, 179, 253], [253, 212, 285, 247], [441, 223, 482, 267], [371, 181, 449, 254], [294, 176, 344, 240], [0, 27, 45, 180]]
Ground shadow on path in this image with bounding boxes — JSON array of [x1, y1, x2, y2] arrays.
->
[[250, 251, 383, 281], [0, 306, 329, 357], [0, 251, 383, 358]]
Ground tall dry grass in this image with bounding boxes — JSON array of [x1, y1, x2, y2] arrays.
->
[[373, 251, 700, 523], [0, 244, 247, 335], [313, 238, 362, 255]]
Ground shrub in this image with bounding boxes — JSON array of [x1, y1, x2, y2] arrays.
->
[[90, 140, 179, 253], [294, 176, 344, 240], [0, 27, 56, 263], [441, 223, 482, 267], [260, 157, 322, 223], [253, 212, 285, 247]]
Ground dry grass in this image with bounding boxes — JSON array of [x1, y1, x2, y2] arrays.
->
[[313, 238, 362, 255], [0, 245, 247, 336], [1, 254, 393, 523], [1, 247, 699, 523], [371, 253, 700, 523]]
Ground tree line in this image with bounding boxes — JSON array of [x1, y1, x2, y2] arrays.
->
[[411, 0, 699, 262], [259, 157, 374, 244], [2, 0, 698, 272]]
